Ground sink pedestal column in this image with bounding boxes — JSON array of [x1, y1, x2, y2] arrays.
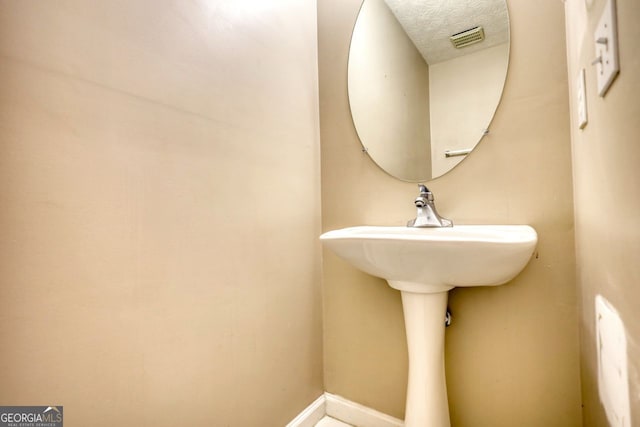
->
[[395, 286, 451, 427]]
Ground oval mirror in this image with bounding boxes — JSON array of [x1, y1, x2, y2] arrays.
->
[[348, 0, 510, 181]]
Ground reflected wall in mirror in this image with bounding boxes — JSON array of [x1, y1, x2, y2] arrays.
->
[[348, 0, 510, 181]]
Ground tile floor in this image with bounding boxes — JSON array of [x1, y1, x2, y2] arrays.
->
[[314, 416, 352, 427]]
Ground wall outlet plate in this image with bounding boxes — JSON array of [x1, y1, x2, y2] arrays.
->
[[594, 0, 619, 96], [576, 68, 588, 129], [595, 295, 631, 427]]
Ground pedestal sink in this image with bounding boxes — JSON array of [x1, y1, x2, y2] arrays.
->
[[320, 225, 537, 427]]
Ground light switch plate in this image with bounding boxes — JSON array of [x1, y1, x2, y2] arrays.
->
[[595, 295, 631, 427], [594, 0, 619, 96], [576, 69, 588, 129]]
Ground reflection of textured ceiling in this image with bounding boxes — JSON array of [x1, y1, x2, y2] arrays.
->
[[383, 0, 509, 64]]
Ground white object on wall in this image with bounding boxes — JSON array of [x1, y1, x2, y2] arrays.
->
[[592, 0, 619, 96], [595, 295, 631, 427]]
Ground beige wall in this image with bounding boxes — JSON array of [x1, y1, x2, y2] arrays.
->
[[429, 43, 509, 177], [319, 0, 582, 425], [348, 0, 431, 181], [0, 1, 323, 426], [564, 0, 640, 425]]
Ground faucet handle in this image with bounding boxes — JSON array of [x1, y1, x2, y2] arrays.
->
[[417, 184, 434, 201]]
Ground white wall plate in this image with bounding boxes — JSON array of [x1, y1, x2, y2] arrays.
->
[[593, 0, 620, 96], [576, 68, 588, 129]]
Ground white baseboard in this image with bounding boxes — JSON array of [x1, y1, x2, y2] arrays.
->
[[286, 394, 326, 427], [286, 392, 404, 427], [324, 393, 404, 427]]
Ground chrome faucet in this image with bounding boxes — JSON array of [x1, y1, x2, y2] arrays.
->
[[407, 184, 453, 228]]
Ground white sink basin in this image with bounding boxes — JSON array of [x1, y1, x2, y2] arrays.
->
[[320, 225, 537, 293]]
